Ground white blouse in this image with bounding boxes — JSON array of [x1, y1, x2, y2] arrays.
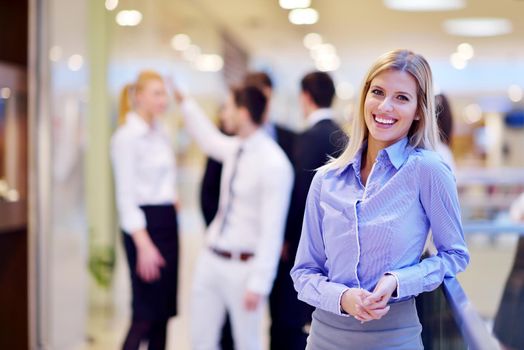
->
[[110, 112, 177, 233]]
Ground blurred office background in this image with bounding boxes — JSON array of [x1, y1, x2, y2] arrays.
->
[[1, 0, 524, 349]]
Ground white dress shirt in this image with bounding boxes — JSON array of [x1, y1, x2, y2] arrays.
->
[[111, 112, 178, 234], [306, 108, 334, 128], [181, 99, 294, 295]]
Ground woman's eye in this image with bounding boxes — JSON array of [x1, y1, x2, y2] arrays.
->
[[397, 95, 409, 101], [371, 89, 384, 96]]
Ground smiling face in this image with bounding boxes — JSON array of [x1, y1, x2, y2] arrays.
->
[[364, 69, 419, 150]]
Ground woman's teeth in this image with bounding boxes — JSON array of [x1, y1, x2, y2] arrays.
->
[[374, 116, 396, 125]]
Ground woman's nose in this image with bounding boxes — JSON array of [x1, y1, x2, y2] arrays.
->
[[378, 97, 393, 112]]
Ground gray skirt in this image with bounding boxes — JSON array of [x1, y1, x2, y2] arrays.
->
[[307, 298, 423, 350]]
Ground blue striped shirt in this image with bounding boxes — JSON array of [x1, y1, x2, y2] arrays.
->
[[291, 137, 470, 316]]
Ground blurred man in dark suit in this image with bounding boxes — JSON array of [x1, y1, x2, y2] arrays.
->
[[244, 72, 295, 163], [269, 71, 347, 350]]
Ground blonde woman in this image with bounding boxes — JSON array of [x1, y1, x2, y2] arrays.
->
[[111, 71, 178, 350], [291, 50, 469, 349]]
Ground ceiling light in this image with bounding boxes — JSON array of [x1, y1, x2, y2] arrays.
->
[[68, 54, 84, 71], [116, 10, 142, 26], [289, 8, 319, 25], [310, 43, 336, 60], [303, 33, 322, 49], [105, 0, 118, 11], [443, 18, 512, 37], [183, 45, 201, 61], [1, 87, 11, 99], [279, 0, 311, 10], [336, 82, 355, 100], [194, 54, 224, 72], [463, 104, 483, 124], [49, 46, 63, 62], [171, 34, 191, 51], [315, 55, 340, 72], [508, 84, 523, 102], [384, 0, 465, 12], [457, 43, 474, 60], [450, 52, 467, 70]]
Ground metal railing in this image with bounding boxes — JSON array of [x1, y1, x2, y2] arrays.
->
[[417, 277, 501, 350]]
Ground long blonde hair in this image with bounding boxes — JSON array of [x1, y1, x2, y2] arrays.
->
[[325, 49, 439, 172], [118, 70, 164, 125]]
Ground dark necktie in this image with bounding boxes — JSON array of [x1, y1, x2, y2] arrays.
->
[[219, 146, 243, 234]]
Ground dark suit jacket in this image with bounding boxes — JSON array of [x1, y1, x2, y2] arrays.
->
[[200, 157, 223, 226], [274, 124, 296, 164], [284, 118, 346, 256], [199, 123, 296, 226]]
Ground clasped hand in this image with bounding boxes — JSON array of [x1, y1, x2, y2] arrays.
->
[[340, 274, 397, 323]]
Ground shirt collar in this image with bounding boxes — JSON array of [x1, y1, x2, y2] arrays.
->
[[382, 137, 411, 169], [126, 112, 158, 135], [240, 128, 266, 151], [344, 137, 411, 176], [307, 108, 333, 128]]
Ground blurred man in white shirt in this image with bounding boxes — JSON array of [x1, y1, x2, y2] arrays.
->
[[175, 85, 293, 350]]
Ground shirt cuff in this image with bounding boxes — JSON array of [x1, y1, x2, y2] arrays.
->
[[337, 287, 351, 317], [386, 272, 401, 300], [386, 264, 423, 299], [320, 282, 350, 316], [120, 210, 147, 234]]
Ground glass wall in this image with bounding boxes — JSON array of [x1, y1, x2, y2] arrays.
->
[[31, 0, 89, 348]]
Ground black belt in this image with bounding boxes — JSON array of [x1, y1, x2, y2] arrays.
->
[[210, 247, 254, 261]]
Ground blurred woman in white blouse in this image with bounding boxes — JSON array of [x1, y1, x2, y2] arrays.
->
[[111, 71, 179, 350]]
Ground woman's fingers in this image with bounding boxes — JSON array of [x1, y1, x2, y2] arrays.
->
[[367, 305, 391, 319], [158, 254, 166, 267], [357, 302, 391, 321], [363, 287, 389, 309], [144, 264, 155, 282], [355, 304, 374, 321], [342, 288, 393, 322], [137, 257, 163, 282], [364, 298, 388, 310], [137, 263, 149, 282], [354, 314, 367, 323]]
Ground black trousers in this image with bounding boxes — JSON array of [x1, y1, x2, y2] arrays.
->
[[269, 259, 313, 350]]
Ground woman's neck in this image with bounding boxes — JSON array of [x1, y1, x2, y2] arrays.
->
[[360, 139, 385, 186], [135, 108, 154, 126], [364, 141, 382, 168]]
